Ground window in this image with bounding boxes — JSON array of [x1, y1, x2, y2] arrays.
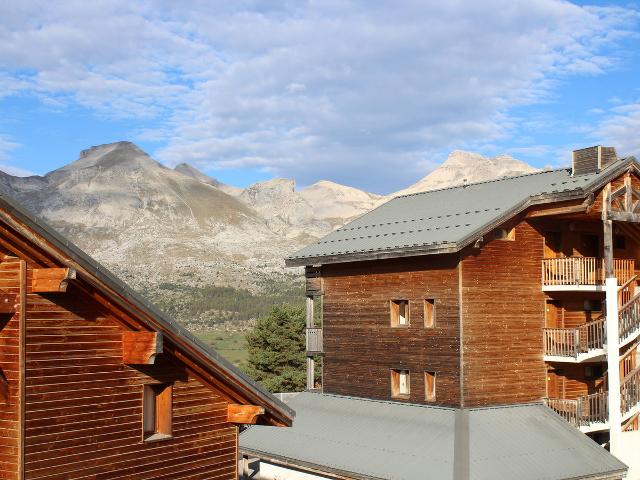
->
[[424, 299, 435, 328], [143, 383, 173, 441], [494, 227, 515, 241], [584, 299, 602, 312], [390, 300, 409, 327], [391, 369, 410, 397], [425, 371, 436, 402], [584, 365, 603, 379], [614, 235, 626, 250]]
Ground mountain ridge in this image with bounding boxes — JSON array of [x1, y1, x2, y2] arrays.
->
[[0, 142, 537, 328]]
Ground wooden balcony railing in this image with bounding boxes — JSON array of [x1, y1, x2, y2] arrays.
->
[[620, 343, 638, 379], [306, 327, 323, 354], [619, 293, 640, 343], [621, 367, 640, 416], [542, 257, 635, 287], [545, 392, 608, 427], [543, 317, 606, 358]]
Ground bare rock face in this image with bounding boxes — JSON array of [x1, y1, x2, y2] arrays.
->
[[393, 150, 537, 196], [0, 142, 536, 327], [174, 163, 242, 196]]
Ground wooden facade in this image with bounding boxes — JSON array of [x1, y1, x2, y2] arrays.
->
[[0, 197, 293, 479], [306, 159, 640, 433]]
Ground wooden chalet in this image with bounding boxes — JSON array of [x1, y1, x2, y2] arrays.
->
[[283, 145, 640, 459], [0, 192, 293, 479]]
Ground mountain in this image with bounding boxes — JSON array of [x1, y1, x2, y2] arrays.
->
[[174, 163, 242, 196], [393, 150, 536, 196], [0, 142, 537, 329]]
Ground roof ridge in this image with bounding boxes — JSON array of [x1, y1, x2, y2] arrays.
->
[[314, 392, 456, 411], [395, 166, 571, 199]]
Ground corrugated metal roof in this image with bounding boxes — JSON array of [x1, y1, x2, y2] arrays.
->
[[241, 392, 627, 480], [287, 159, 637, 266]]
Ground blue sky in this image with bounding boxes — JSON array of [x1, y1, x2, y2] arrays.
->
[[1, 1, 640, 193]]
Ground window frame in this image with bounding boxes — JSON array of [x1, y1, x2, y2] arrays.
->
[[390, 368, 411, 398], [424, 298, 436, 328], [390, 299, 410, 328], [143, 383, 173, 442], [494, 227, 515, 241], [425, 371, 437, 402]]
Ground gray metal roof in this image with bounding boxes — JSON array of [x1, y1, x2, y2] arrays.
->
[[287, 159, 638, 266], [0, 191, 294, 425], [241, 392, 627, 480]]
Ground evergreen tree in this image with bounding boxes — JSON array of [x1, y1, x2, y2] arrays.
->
[[244, 304, 306, 392]]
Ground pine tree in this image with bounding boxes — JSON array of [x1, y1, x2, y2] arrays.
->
[[244, 304, 306, 392]]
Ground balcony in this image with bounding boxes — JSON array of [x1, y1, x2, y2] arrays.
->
[[543, 318, 605, 362], [306, 327, 323, 354], [545, 392, 609, 433], [542, 257, 634, 291]]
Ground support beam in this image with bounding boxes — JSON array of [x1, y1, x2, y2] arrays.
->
[[526, 195, 594, 218], [607, 211, 640, 223], [32, 267, 76, 293], [603, 184, 614, 278], [227, 404, 265, 424], [122, 331, 163, 365], [0, 292, 16, 314], [606, 277, 622, 455], [306, 356, 315, 390]]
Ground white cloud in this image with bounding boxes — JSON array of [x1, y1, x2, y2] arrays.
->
[[597, 102, 640, 158], [0, 1, 638, 191], [0, 137, 32, 176]]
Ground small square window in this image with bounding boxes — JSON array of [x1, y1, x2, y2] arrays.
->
[[143, 383, 173, 441], [614, 235, 626, 250], [424, 299, 435, 328], [390, 300, 409, 327], [495, 227, 515, 241], [425, 371, 436, 402], [584, 365, 603, 379], [391, 369, 410, 398]]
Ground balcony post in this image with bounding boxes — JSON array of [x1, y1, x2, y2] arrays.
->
[[306, 295, 315, 390], [606, 277, 622, 454]]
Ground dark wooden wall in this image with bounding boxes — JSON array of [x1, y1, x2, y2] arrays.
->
[[321, 255, 461, 407], [22, 270, 238, 479], [460, 219, 547, 407], [0, 257, 21, 479]]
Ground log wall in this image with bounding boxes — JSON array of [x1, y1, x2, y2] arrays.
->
[[0, 257, 22, 479], [21, 269, 238, 480], [321, 255, 461, 406], [460, 219, 547, 406]]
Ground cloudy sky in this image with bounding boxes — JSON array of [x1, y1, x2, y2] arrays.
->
[[1, 1, 639, 193]]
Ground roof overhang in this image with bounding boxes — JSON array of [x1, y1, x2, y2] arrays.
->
[[0, 193, 294, 427], [286, 159, 639, 268]]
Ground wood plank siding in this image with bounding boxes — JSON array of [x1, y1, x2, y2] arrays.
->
[[0, 257, 22, 479], [320, 255, 461, 406], [460, 219, 547, 406], [22, 280, 238, 480], [0, 198, 292, 479]]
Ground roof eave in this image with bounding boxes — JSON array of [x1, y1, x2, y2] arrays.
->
[[0, 194, 295, 427], [286, 158, 640, 268]]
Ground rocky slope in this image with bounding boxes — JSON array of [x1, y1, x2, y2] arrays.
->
[[393, 150, 536, 196], [0, 143, 537, 328]]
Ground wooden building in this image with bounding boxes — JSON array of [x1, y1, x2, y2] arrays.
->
[[0, 193, 293, 479], [286, 145, 640, 455]]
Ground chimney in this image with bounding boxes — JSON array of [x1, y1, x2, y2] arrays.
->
[[572, 145, 618, 176]]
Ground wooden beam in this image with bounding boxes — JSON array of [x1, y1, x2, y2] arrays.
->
[[122, 331, 163, 365], [603, 183, 614, 278], [625, 174, 633, 212], [526, 195, 594, 218], [227, 404, 265, 424], [0, 292, 16, 314], [32, 267, 76, 293], [608, 211, 640, 223]]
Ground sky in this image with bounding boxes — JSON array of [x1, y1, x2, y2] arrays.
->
[[0, 0, 640, 194]]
